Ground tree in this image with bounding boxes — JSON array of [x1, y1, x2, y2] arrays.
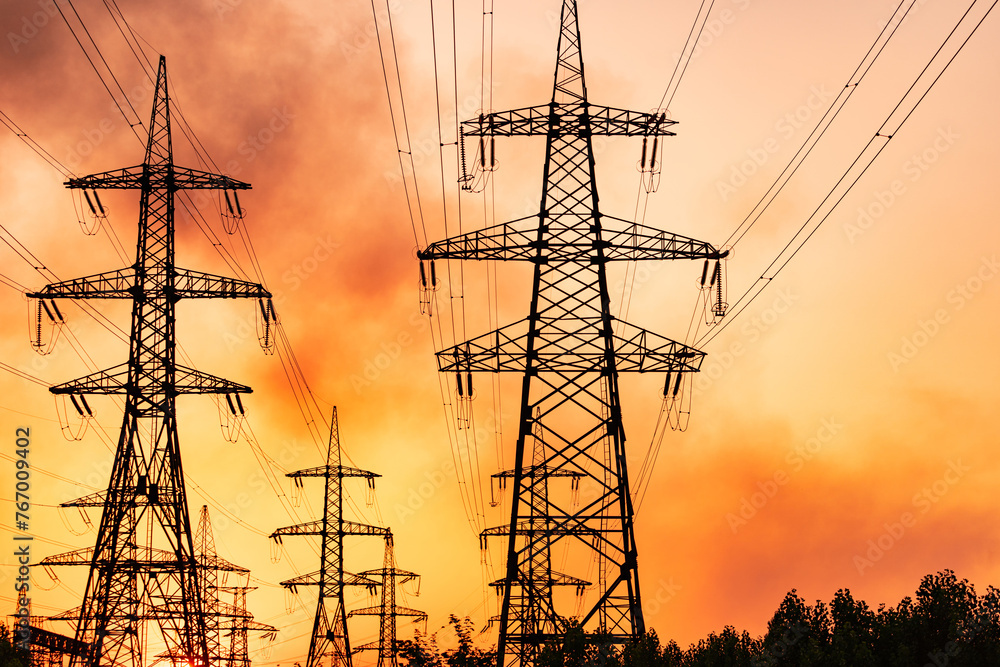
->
[[0, 623, 30, 667]]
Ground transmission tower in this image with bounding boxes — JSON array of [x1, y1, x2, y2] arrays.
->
[[27, 55, 270, 667], [191, 506, 276, 667], [418, 2, 727, 664], [270, 408, 389, 667], [348, 535, 427, 667]]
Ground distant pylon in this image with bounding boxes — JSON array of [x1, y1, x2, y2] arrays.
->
[[418, 1, 727, 664], [348, 535, 427, 667], [28, 55, 270, 667], [270, 408, 389, 667]]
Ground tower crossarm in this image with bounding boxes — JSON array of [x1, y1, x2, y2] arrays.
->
[[48, 363, 252, 398], [27, 625, 91, 658], [481, 519, 599, 539], [172, 268, 270, 299], [493, 467, 583, 480], [436, 319, 705, 374], [28, 267, 269, 301], [278, 570, 380, 589], [270, 519, 390, 539], [418, 216, 724, 264], [461, 104, 676, 138], [286, 465, 380, 481], [347, 606, 427, 620], [65, 165, 251, 191], [489, 572, 590, 590], [28, 268, 135, 299], [60, 491, 107, 507], [37, 546, 245, 573]]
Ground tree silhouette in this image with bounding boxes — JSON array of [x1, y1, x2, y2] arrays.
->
[[398, 570, 1000, 667]]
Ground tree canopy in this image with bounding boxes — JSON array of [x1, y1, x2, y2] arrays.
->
[[400, 570, 1000, 667]]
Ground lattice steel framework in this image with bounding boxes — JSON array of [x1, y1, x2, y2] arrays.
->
[[348, 535, 426, 667], [270, 408, 388, 667], [28, 56, 270, 667], [418, 2, 726, 665]]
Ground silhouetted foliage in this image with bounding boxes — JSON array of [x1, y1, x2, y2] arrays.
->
[[400, 571, 1000, 667], [398, 615, 496, 667], [0, 623, 30, 667]]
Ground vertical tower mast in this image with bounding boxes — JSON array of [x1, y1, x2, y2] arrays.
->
[[418, 2, 726, 664], [270, 408, 388, 667], [29, 56, 270, 667], [349, 535, 427, 667]]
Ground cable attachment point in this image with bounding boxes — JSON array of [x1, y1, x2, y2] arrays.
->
[[454, 345, 475, 430], [460, 112, 498, 193], [55, 393, 93, 441], [219, 392, 247, 443], [222, 189, 246, 234], [78, 188, 109, 235], [257, 298, 277, 354], [418, 259, 439, 315], [28, 297, 65, 355], [637, 109, 668, 193]]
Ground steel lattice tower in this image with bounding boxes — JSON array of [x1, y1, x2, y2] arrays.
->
[[270, 408, 388, 667], [418, 2, 726, 664], [28, 56, 270, 667], [349, 535, 426, 667]]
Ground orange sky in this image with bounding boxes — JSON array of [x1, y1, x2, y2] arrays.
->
[[2, 0, 1000, 664]]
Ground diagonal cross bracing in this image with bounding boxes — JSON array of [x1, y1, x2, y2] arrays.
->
[[418, 2, 724, 665], [27, 56, 269, 667]]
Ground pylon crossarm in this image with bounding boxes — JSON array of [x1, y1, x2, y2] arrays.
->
[[66, 165, 251, 191], [36, 546, 205, 569], [347, 606, 427, 619], [489, 572, 590, 589], [493, 467, 582, 480], [286, 465, 380, 480], [28, 268, 135, 299], [271, 519, 390, 538], [279, 570, 380, 588], [173, 268, 270, 299], [61, 491, 107, 507], [47, 364, 252, 396], [461, 104, 676, 138], [27, 625, 90, 658], [436, 319, 705, 373], [599, 216, 728, 262], [418, 216, 723, 263]]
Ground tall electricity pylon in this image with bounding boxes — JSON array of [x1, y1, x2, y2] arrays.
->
[[349, 535, 427, 667], [270, 408, 389, 667], [28, 55, 270, 667], [418, 2, 726, 664]]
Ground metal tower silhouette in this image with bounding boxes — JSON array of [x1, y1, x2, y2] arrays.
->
[[349, 535, 427, 667], [418, 2, 726, 664], [192, 506, 276, 667], [270, 408, 388, 667], [28, 55, 270, 667]]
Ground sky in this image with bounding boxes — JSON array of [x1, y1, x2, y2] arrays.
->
[[2, 0, 1000, 664]]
